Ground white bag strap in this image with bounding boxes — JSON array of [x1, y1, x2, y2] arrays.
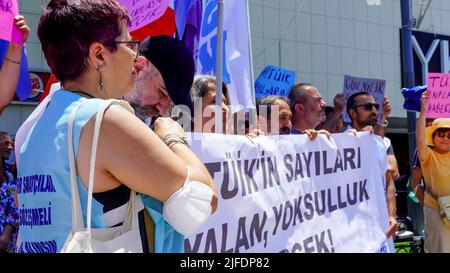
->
[[68, 99, 138, 233], [86, 100, 114, 231], [68, 102, 86, 230]]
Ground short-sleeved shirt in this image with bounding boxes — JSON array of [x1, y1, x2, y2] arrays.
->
[[382, 136, 395, 156], [421, 147, 450, 210]]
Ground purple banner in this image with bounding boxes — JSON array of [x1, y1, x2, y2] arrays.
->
[[119, 0, 171, 32]]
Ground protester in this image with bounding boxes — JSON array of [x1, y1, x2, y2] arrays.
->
[[416, 91, 450, 253], [123, 38, 204, 252], [0, 15, 30, 114], [288, 83, 331, 139], [0, 132, 18, 253], [255, 95, 292, 135], [190, 75, 231, 133], [349, 94, 399, 180], [124, 35, 195, 128], [316, 93, 346, 133], [346, 91, 398, 238], [16, 0, 217, 253], [319, 105, 344, 134]]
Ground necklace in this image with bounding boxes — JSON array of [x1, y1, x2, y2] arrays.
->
[[70, 90, 95, 99]]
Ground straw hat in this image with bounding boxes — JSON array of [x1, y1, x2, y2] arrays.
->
[[425, 118, 450, 146]]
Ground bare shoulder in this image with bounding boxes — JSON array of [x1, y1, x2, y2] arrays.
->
[[101, 104, 151, 137], [102, 103, 137, 125], [99, 103, 163, 153]]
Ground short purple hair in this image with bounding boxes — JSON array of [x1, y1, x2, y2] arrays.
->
[[38, 0, 131, 82]]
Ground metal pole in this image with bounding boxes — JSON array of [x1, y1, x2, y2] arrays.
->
[[215, 0, 224, 134], [246, 0, 257, 130], [400, 0, 417, 172]]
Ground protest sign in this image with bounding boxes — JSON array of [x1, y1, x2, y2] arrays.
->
[[119, 0, 171, 32], [342, 75, 386, 123], [427, 73, 450, 118], [0, 0, 21, 44], [185, 132, 394, 253], [254, 65, 295, 100]]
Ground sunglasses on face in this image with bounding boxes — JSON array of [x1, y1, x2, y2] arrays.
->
[[435, 129, 450, 140], [353, 103, 380, 111]]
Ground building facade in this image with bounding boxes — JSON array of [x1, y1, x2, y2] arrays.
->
[[2, 0, 449, 136]]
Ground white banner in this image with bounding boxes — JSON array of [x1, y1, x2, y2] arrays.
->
[[196, 0, 255, 112], [185, 132, 394, 253]]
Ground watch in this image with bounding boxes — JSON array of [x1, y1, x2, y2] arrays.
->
[[380, 119, 389, 127]]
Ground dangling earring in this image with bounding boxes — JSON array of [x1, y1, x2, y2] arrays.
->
[[97, 64, 104, 92]]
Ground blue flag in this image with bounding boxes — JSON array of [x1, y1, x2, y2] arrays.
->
[[174, 0, 197, 39], [401, 85, 426, 112], [0, 39, 32, 101]]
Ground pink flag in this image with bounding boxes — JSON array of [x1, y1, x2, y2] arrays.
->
[[0, 0, 22, 44], [119, 0, 171, 32]]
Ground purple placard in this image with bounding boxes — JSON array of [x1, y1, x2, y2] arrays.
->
[[342, 75, 386, 124], [119, 0, 171, 32], [427, 73, 450, 118]]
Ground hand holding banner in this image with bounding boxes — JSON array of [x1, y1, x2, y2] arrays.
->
[[0, 0, 22, 44], [427, 73, 450, 118]]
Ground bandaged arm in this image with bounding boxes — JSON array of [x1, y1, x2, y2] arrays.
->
[[163, 141, 218, 236]]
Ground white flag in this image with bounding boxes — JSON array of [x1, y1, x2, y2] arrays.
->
[[196, 0, 255, 112]]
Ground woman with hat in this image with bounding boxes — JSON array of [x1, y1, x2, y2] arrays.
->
[[416, 91, 450, 252]]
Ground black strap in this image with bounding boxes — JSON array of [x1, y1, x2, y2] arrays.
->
[[71, 90, 95, 99]]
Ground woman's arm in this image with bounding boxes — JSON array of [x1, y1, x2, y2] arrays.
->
[[77, 105, 217, 211], [416, 91, 428, 161]]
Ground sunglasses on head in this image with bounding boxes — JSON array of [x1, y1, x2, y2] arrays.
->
[[435, 129, 450, 140], [353, 103, 380, 111]]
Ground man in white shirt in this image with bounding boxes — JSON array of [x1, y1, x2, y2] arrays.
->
[[346, 91, 399, 239]]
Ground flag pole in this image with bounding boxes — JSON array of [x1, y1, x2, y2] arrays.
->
[[400, 0, 417, 172], [246, 0, 257, 130], [215, 0, 224, 134]]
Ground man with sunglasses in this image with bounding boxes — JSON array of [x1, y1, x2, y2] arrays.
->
[[346, 91, 399, 239]]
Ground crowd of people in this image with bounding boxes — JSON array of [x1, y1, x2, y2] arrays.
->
[[0, 0, 448, 253]]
